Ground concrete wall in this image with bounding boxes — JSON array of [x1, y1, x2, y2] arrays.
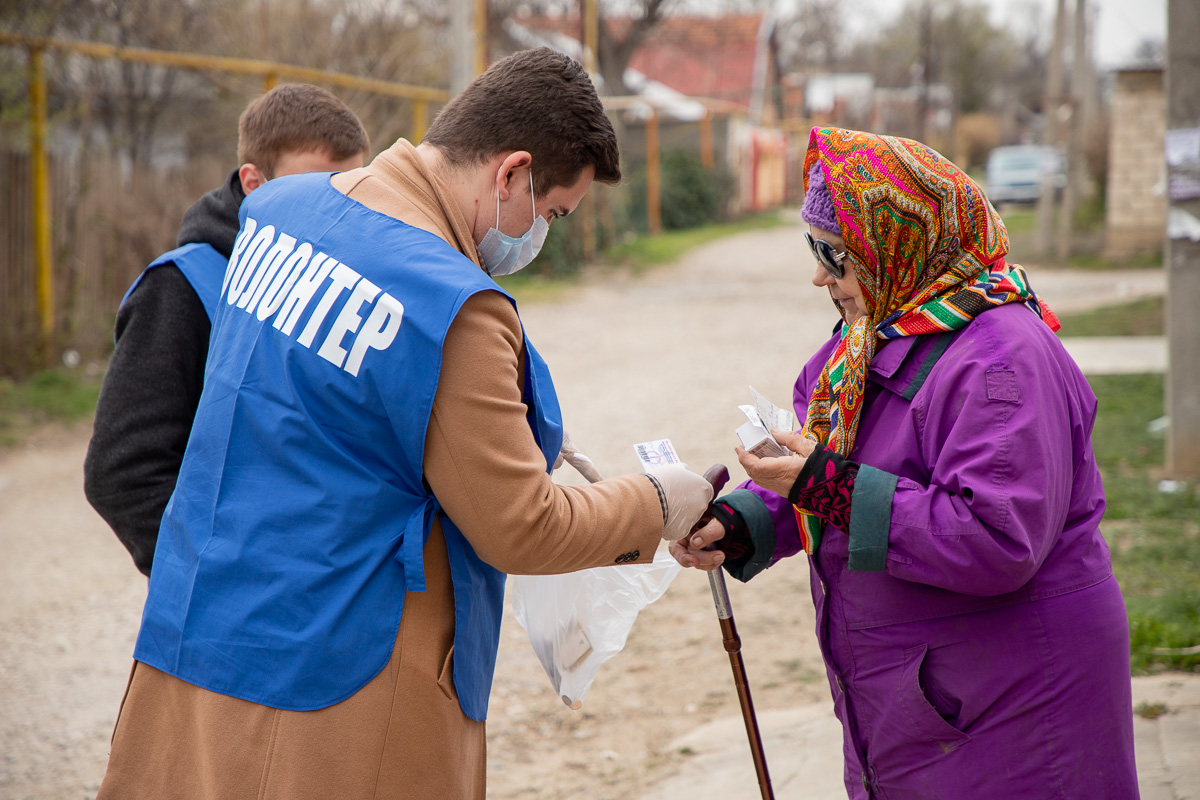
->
[[1105, 68, 1167, 260]]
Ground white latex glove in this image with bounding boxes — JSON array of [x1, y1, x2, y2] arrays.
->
[[646, 464, 715, 541]]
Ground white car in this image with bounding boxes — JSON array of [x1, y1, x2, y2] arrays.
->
[[985, 145, 1064, 205]]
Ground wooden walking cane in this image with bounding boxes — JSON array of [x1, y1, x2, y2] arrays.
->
[[562, 451, 774, 798], [697, 464, 775, 800]]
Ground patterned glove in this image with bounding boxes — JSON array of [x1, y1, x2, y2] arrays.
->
[[708, 500, 754, 563], [788, 444, 858, 535]]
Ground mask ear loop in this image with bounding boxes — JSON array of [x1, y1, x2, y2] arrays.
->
[[495, 166, 538, 232], [495, 167, 503, 228], [528, 170, 536, 225]]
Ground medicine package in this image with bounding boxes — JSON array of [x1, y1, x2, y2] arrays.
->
[[736, 386, 795, 458], [510, 552, 681, 709]]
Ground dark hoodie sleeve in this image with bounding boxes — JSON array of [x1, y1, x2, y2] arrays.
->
[[84, 266, 212, 576], [85, 171, 242, 575]]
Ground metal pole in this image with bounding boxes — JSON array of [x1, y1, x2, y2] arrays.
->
[[29, 45, 54, 346], [1058, 0, 1089, 261], [0, 33, 450, 104], [474, 0, 488, 75], [580, 0, 600, 261], [1036, 0, 1067, 258], [1166, 0, 1200, 477], [645, 106, 661, 235], [700, 109, 714, 170], [412, 99, 428, 144], [584, 0, 599, 75], [709, 569, 775, 800]]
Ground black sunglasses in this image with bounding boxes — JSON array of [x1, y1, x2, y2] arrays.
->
[[805, 232, 847, 279]]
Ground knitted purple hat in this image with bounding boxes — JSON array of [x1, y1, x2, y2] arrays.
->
[[801, 162, 839, 234]]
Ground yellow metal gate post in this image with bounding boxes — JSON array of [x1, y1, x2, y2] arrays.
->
[[699, 108, 714, 170], [29, 45, 54, 346], [645, 105, 661, 235]]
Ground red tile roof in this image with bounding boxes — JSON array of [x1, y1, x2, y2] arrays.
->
[[517, 14, 765, 108]]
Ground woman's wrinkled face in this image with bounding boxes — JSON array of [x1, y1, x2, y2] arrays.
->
[[808, 225, 867, 325]]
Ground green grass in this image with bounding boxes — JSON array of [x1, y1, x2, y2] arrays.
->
[[603, 211, 785, 273], [489, 272, 580, 305], [1065, 250, 1164, 270], [1056, 296, 1164, 337], [1090, 373, 1200, 674], [999, 207, 1036, 236], [0, 367, 103, 447], [496, 210, 785, 304], [999, 206, 1162, 270]]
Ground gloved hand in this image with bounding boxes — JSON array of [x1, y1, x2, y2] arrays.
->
[[645, 464, 714, 541]]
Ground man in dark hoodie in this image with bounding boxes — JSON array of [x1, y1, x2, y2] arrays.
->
[[84, 84, 369, 576]]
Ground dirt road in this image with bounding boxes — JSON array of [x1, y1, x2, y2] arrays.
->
[[0, 212, 1168, 799]]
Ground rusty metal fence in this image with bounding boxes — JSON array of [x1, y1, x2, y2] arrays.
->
[[0, 32, 449, 376], [0, 151, 229, 375]]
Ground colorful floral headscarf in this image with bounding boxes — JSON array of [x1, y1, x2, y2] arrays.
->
[[795, 127, 1060, 552]]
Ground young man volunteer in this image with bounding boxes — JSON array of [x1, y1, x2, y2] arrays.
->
[[84, 83, 369, 576], [95, 48, 712, 799]]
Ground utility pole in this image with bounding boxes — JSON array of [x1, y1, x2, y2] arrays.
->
[[1165, 0, 1200, 478], [1036, 0, 1067, 258], [916, 1, 932, 143], [1058, 0, 1091, 261], [580, 0, 600, 260]]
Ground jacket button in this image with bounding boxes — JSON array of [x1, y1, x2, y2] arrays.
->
[[614, 550, 640, 564]]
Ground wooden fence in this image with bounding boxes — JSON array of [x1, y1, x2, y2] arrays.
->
[[1, 151, 225, 376]]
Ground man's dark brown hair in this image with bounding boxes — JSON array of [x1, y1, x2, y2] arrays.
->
[[423, 47, 621, 194], [237, 84, 370, 179]]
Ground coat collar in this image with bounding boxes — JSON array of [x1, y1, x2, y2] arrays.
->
[[867, 332, 956, 400]]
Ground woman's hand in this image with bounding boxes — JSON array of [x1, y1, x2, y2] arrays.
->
[[668, 517, 727, 571], [737, 429, 817, 498]]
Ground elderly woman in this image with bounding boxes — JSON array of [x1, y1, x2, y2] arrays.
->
[[674, 127, 1139, 798]]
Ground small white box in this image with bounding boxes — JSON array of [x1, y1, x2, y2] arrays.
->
[[736, 421, 790, 459]]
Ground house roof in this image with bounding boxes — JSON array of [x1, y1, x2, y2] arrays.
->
[[515, 14, 766, 108]]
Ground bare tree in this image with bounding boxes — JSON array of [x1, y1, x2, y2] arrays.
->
[[595, 0, 676, 96], [484, 0, 679, 97]]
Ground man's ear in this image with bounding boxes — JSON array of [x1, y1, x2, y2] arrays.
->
[[494, 151, 532, 202], [239, 163, 269, 194]]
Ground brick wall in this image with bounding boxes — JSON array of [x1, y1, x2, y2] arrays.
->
[[1105, 68, 1167, 260]]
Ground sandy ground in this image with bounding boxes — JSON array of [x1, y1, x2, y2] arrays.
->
[[0, 211, 1173, 799]]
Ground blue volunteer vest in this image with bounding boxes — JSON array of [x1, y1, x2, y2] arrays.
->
[[133, 172, 563, 722], [120, 242, 228, 327]]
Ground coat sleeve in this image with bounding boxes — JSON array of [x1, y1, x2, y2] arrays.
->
[[850, 320, 1084, 595], [422, 290, 666, 575], [83, 265, 211, 576]]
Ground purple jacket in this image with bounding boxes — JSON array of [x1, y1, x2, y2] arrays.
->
[[730, 303, 1138, 798]]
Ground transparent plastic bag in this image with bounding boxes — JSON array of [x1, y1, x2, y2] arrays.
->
[[510, 551, 681, 709]]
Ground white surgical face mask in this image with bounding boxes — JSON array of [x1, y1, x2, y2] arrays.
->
[[478, 169, 549, 277]]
